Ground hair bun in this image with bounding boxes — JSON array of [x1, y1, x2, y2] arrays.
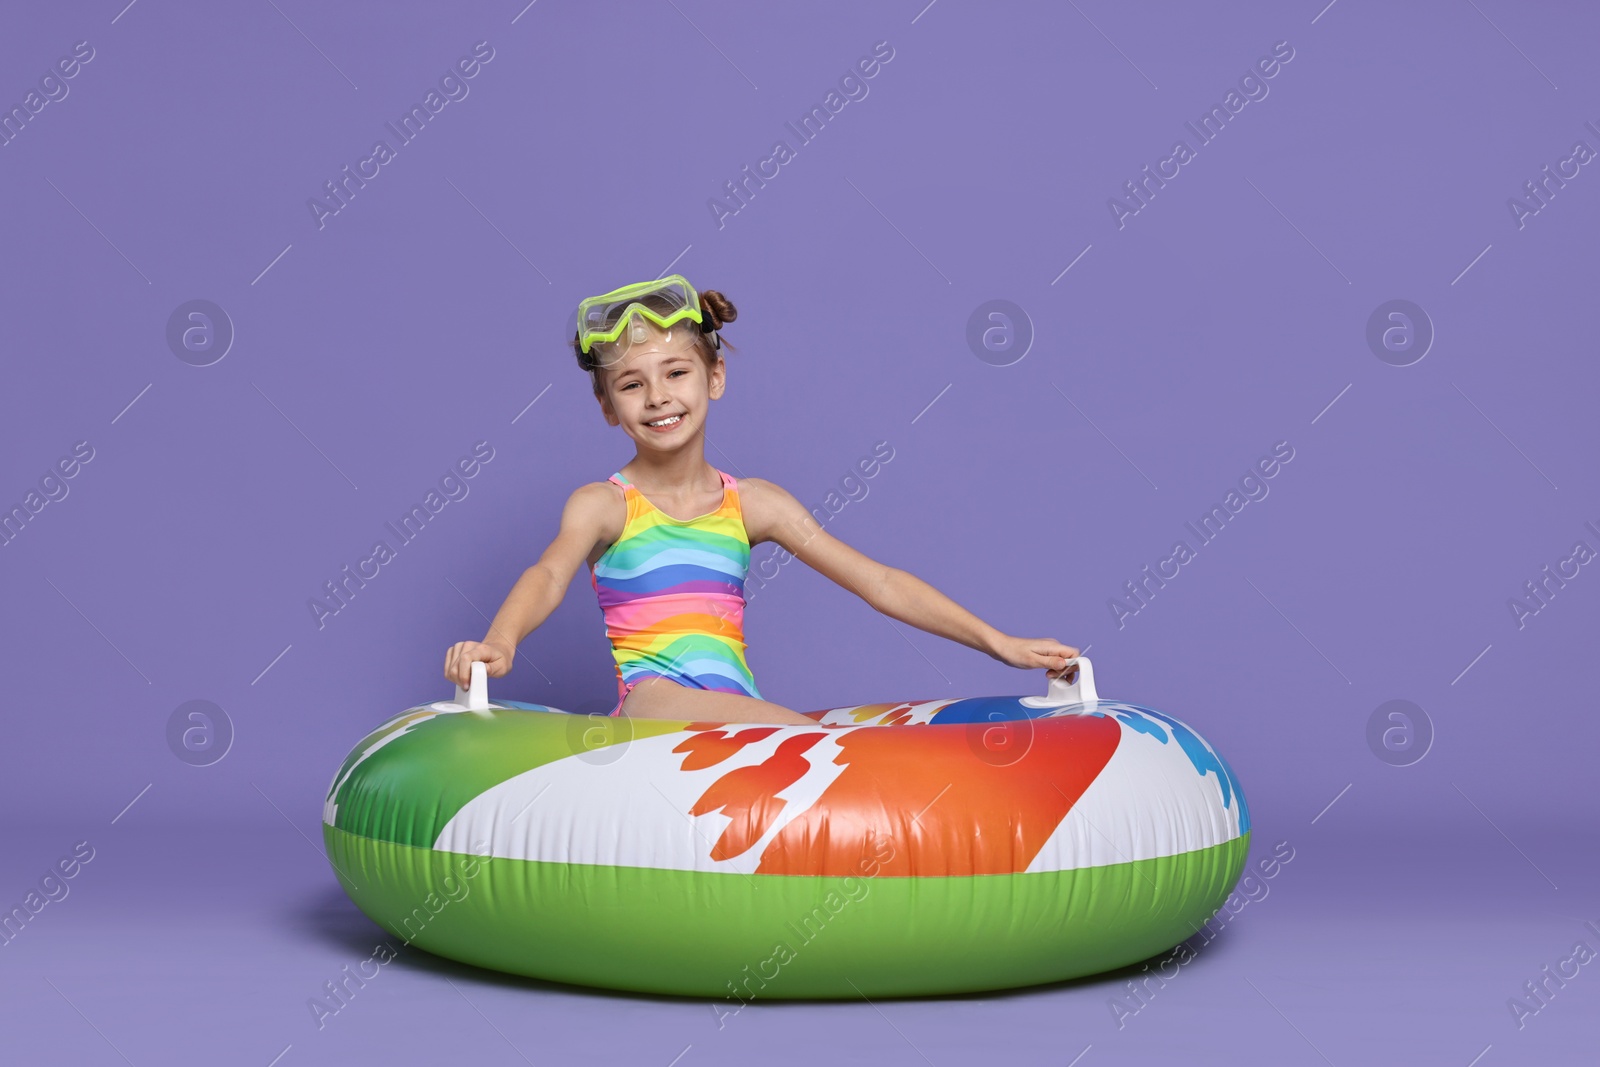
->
[[699, 289, 737, 331]]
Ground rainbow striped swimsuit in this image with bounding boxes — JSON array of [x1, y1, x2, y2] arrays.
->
[[589, 468, 763, 716]]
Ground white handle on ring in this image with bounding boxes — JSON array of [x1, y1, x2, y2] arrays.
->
[[452, 659, 492, 715], [1019, 655, 1098, 707]]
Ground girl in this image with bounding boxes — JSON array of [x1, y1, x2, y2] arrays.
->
[[444, 274, 1079, 725]]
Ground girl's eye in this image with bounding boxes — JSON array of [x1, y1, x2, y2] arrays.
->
[[623, 369, 687, 389]]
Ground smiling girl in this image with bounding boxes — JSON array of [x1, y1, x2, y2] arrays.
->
[[443, 274, 1077, 724]]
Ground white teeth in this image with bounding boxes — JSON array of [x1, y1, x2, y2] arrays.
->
[[647, 415, 682, 427]]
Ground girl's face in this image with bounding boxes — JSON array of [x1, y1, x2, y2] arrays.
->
[[595, 326, 724, 452]]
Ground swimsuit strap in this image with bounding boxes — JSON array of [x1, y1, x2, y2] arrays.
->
[[607, 469, 733, 497]]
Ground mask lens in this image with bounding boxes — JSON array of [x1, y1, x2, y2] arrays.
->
[[578, 275, 700, 354]]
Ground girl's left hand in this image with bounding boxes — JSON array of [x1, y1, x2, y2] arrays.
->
[[991, 635, 1080, 677]]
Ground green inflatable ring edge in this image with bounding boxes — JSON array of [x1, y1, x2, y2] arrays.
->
[[324, 822, 1251, 1000]]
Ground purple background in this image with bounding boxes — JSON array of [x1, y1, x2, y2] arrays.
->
[[3, 1, 1596, 1064]]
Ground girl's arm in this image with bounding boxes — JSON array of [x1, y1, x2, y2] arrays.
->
[[443, 483, 616, 687], [741, 479, 1078, 677]]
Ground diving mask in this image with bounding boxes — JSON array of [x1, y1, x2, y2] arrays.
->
[[575, 274, 720, 362]]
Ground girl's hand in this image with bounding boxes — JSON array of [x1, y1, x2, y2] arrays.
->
[[444, 640, 512, 688], [990, 635, 1080, 678]]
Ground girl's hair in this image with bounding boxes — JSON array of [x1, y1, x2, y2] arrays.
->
[[572, 289, 740, 397]]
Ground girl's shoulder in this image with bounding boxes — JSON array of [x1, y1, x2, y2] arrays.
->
[[728, 476, 808, 546], [573, 476, 625, 501], [730, 474, 780, 503], [565, 478, 628, 531], [567, 480, 629, 565]]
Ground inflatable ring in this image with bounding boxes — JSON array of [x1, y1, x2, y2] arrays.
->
[[322, 657, 1249, 999]]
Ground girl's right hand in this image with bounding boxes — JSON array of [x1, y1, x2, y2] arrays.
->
[[444, 640, 512, 688]]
